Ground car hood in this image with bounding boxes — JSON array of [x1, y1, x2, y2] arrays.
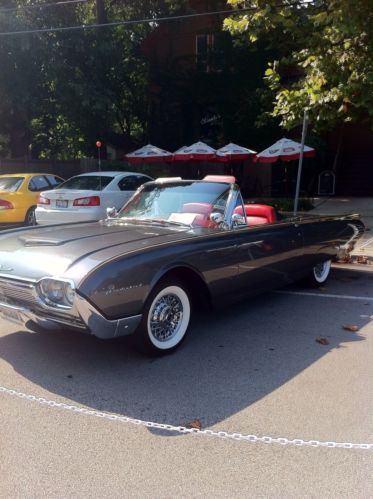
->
[[0, 220, 196, 282]]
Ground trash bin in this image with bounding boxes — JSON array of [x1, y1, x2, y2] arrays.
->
[[318, 170, 335, 196]]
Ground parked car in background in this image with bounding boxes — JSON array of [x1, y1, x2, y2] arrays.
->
[[0, 173, 64, 227], [35, 171, 153, 225]]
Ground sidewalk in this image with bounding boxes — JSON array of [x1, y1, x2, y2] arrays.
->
[[310, 197, 373, 264]]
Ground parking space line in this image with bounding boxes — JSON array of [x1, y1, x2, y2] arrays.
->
[[275, 290, 373, 301]]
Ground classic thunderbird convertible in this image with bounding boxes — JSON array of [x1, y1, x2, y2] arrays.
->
[[0, 175, 364, 354]]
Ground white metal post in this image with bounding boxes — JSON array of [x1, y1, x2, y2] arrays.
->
[[293, 110, 309, 215]]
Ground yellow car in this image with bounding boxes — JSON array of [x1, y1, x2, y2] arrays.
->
[[0, 173, 64, 226]]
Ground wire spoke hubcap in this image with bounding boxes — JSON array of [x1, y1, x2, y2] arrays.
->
[[150, 294, 183, 342]]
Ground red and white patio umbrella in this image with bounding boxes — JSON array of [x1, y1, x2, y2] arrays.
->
[[216, 142, 256, 162], [125, 144, 173, 163], [254, 138, 315, 163], [173, 141, 216, 161]]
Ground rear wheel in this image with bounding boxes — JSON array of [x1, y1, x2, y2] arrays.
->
[[135, 279, 191, 355], [24, 206, 36, 226], [308, 259, 331, 287]]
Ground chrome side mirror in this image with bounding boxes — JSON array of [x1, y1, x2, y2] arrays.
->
[[231, 213, 246, 227], [210, 212, 224, 225], [106, 207, 118, 218]]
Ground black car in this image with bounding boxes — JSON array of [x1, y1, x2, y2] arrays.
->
[[0, 175, 364, 354]]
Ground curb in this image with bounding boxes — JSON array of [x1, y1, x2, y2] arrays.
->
[[335, 254, 373, 266]]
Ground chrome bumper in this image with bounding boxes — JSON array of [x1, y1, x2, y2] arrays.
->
[[0, 297, 142, 340], [75, 294, 142, 339]]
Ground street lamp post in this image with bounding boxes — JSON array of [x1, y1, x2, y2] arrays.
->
[[96, 140, 102, 172]]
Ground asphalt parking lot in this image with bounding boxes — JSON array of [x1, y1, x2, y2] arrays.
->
[[1, 265, 372, 498]]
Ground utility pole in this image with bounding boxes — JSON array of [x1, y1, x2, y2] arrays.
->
[[96, 0, 107, 24]]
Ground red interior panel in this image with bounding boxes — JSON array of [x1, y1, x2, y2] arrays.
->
[[234, 204, 276, 224]]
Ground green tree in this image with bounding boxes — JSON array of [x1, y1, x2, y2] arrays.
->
[[224, 0, 373, 132], [0, 0, 187, 158]]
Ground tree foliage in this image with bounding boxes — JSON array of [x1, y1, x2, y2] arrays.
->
[[0, 0, 187, 158], [224, 0, 373, 132]]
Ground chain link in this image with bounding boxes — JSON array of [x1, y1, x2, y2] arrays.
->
[[1, 385, 372, 451]]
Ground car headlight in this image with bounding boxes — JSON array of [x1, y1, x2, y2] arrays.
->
[[37, 278, 75, 309]]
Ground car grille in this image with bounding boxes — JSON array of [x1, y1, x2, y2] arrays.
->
[[0, 276, 86, 329], [0, 278, 38, 307]]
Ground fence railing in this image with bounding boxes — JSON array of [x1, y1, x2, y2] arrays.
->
[[0, 157, 85, 180]]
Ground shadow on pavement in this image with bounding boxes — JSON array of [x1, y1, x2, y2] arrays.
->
[[0, 275, 369, 433]]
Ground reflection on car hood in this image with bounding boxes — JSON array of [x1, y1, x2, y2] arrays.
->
[[0, 220, 195, 281]]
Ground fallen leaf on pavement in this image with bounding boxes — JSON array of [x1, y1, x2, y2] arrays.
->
[[342, 324, 360, 332], [336, 257, 351, 263], [185, 419, 202, 430], [357, 256, 368, 264], [316, 337, 329, 345]]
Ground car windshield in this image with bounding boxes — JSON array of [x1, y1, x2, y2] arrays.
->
[[0, 177, 24, 192], [57, 175, 114, 191], [117, 180, 231, 227]]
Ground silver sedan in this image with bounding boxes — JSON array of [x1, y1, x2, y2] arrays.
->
[[35, 171, 153, 225]]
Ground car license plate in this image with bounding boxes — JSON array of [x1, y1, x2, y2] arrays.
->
[[56, 200, 68, 208]]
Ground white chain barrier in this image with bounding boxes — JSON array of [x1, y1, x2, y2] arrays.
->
[[1, 385, 372, 450]]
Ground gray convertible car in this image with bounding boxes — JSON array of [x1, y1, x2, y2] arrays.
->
[[0, 175, 364, 354]]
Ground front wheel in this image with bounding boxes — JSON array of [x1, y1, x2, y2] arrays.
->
[[135, 279, 191, 355], [308, 259, 332, 287]]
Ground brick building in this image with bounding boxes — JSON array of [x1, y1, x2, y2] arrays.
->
[[141, 0, 373, 196]]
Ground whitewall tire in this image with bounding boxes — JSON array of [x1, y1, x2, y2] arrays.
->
[[136, 279, 191, 355], [309, 259, 332, 286]]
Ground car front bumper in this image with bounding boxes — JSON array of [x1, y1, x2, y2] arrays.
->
[[0, 294, 142, 340]]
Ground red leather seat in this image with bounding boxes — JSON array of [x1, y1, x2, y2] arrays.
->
[[234, 204, 276, 225], [181, 202, 214, 214], [181, 202, 214, 228]]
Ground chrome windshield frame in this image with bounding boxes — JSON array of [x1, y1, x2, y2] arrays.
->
[[224, 184, 247, 229]]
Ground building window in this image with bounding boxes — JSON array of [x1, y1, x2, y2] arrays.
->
[[196, 32, 229, 72], [196, 34, 214, 72]]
